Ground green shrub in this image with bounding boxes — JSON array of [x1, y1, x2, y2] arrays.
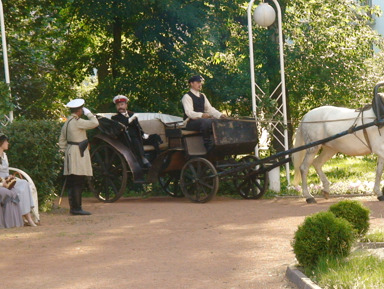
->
[[329, 200, 370, 236], [2, 120, 63, 211], [292, 211, 356, 269]]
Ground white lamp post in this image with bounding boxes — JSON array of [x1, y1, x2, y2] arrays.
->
[[248, 0, 290, 189], [0, 0, 13, 122]]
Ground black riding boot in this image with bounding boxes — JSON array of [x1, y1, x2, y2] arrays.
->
[[67, 185, 74, 212], [69, 176, 91, 215], [203, 136, 214, 152]]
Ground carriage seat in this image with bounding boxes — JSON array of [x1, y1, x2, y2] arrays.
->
[[181, 130, 200, 135], [139, 119, 168, 151]]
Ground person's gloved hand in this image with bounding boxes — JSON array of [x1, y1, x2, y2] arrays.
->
[[143, 133, 149, 139], [82, 107, 91, 115]]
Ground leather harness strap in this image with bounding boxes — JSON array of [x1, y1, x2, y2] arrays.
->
[[361, 110, 372, 152]]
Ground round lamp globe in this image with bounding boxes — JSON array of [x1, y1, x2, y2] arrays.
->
[[253, 3, 276, 27]]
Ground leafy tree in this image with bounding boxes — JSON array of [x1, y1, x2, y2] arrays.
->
[[284, 0, 384, 122], [0, 0, 72, 119], [0, 0, 383, 125]]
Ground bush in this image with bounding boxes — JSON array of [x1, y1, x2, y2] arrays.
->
[[293, 211, 356, 269], [2, 120, 63, 211], [329, 200, 370, 236]]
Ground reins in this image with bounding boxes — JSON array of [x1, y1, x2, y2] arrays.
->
[[225, 117, 377, 124]]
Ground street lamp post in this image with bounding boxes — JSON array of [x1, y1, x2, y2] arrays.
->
[[0, 0, 13, 122], [248, 0, 290, 189]]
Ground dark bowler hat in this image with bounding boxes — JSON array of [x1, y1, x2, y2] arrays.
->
[[188, 75, 205, 83], [0, 133, 8, 140]]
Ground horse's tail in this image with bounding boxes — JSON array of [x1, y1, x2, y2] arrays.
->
[[292, 124, 305, 186]]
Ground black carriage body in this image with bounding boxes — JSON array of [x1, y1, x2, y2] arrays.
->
[[89, 114, 267, 203], [212, 119, 258, 156]]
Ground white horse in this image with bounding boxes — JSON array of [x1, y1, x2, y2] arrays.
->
[[292, 105, 384, 203]]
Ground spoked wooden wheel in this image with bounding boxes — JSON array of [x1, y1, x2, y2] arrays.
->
[[234, 155, 268, 199], [180, 158, 219, 203], [158, 171, 184, 198], [89, 144, 128, 202]]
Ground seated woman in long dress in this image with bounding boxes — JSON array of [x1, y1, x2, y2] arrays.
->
[[0, 134, 36, 226], [0, 186, 23, 228]]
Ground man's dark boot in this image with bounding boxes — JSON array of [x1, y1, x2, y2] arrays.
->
[[70, 183, 91, 215], [203, 136, 214, 153], [67, 186, 75, 213]]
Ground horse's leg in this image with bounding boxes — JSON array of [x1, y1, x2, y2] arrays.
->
[[300, 146, 320, 204], [312, 147, 337, 199], [375, 157, 384, 201]]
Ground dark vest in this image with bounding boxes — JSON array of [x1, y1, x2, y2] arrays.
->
[[184, 91, 205, 119]]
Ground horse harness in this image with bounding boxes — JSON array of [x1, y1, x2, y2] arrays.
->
[[351, 108, 373, 152]]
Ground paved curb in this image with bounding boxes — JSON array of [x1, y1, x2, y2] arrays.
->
[[285, 265, 322, 289]]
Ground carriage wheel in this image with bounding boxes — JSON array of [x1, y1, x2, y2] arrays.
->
[[158, 172, 184, 198], [180, 158, 219, 203], [235, 155, 268, 199], [89, 144, 128, 202]]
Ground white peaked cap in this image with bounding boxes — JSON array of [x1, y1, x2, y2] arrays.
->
[[66, 98, 85, 108], [113, 95, 129, 104]]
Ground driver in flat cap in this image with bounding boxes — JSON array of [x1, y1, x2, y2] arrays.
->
[[59, 99, 99, 215], [111, 95, 162, 168], [182, 75, 226, 151]]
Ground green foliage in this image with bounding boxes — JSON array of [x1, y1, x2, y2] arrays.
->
[[2, 0, 384, 125], [329, 200, 370, 236], [2, 0, 72, 119], [58, 0, 256, 117], [285, 0, 384, 121], [293, 211, 355, 269], [2, 120, 63, 211]]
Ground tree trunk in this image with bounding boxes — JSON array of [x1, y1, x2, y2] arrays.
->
[[112, 16, 122, 79]]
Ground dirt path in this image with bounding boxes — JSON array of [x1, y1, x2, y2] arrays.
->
[[1, 196, 383, 289]]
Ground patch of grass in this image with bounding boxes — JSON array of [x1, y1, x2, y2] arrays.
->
[[277, 154, 378, 196], [361, 230, 384, 243], [306, 154, 377, 185], [263, 187, 301, 199], [309, 252, 384, 289]]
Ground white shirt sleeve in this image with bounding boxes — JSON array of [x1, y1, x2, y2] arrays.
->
[[203, 94, 222, 119]]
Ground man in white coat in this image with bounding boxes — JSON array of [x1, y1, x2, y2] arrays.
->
[[59, 99, 99, 215]]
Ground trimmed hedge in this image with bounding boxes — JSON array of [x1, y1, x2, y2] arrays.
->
[[3, 120, 63, 211], [293, 211, 356, 269], [329, 200, 370, 236]]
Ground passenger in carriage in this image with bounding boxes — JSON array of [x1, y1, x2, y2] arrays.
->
[[0, 133, 36, 226], [111, 95, 162, 168], [181, 75, 227, 151]]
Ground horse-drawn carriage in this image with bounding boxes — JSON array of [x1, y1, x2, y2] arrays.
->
[[88, 113, 272, 203], [88, 81, 384, 204]]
